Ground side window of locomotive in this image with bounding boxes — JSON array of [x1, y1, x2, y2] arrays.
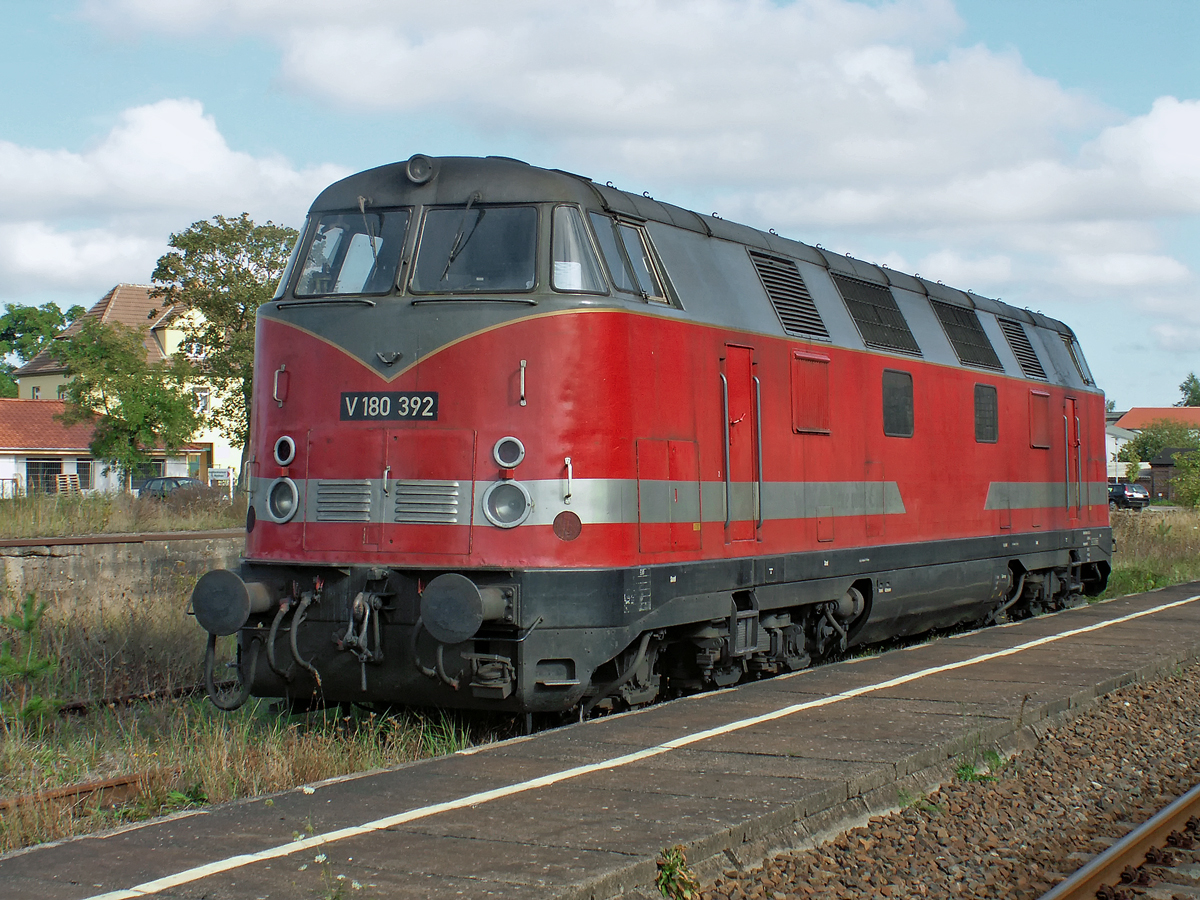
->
[[411, 205, 537, 293], [294, 210, 409, 297], [791, 352, 831, 434], [272, 227, 305, 300], [974, 384, 998, 443], [1029, 390, 1052, 449], [589, 212, 639, 293], [587, 213, 669, 302], [882, 369, 914, 438], [551, 206, 606, 293]]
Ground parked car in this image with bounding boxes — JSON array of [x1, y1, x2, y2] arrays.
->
[[139, 476, 205, 499], [1109, 482, 1150, 510]]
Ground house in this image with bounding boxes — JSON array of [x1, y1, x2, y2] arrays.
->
[[1148, 446, 1197, 502], [1114, 407, 1200, 430], [0, 398, 195, 496], [12, 284, 241, 486]]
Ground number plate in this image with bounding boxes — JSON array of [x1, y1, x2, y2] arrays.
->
[[340, 392, 438, 421]]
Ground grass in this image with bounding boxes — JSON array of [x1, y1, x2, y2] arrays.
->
[[0, 489, 243, 540], [1101, 508, 1200, 599], [0, 701, 481, 853], [0, 587, 493, 853]]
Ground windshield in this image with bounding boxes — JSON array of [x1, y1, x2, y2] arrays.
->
[[410, 205, 537, 293], [294, 209, 410, 297]]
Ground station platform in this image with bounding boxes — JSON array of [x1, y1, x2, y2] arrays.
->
[[4, 582, 1200, 900]]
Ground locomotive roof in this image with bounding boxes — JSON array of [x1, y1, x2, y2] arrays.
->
[[312, 155, 1075, 339]]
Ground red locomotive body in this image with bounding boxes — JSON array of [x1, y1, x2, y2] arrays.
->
[[192, 156, 1110, 715]]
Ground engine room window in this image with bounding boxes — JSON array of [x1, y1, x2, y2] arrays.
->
[[974, 384, 998, 443], [791, 352, 831, 434], [588, 213, 668, 302], [411, 205, 537, 293], [882, 369, 914, 437], [294, 209, 410, 297], [551, 206, 606, 293], [1029, 390, 1051, 449]]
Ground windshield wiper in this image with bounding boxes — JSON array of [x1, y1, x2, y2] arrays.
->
[[357, 196, 378, 260], [440, 192, 483, 281]]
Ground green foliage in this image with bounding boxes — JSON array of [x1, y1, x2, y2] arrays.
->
[[1178, 372, 1200, 407], [0, 595, 59, 728], [1116, 418, 1200, 481], [656, 845, 700, 900], [0, 301, 86, 398], [53, 317, 200, 481], [0, 301, 86, 364], [1172, 449, 1200, 507], [150, 213, 299, 468]]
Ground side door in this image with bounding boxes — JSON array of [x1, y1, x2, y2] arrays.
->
[[721, 344, 759, 543], [1065, 397, 1081, 520]]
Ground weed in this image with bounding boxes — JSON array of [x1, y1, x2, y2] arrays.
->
[[656, 844, 700, 900], [0, 595, 59, 733]]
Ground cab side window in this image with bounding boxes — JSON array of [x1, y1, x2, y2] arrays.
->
[[588, 213, 670, 303], [882, 370, 914, 437]]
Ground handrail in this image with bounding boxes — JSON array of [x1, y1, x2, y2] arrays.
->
[[753, 375, 764, 528], [720, 373, 731, 529]]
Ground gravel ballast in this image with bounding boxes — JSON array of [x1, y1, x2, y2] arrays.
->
[[699, 660, 1200, 900]]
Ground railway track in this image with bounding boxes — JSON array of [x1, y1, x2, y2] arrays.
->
[[0, 769, 183, 814], [1040, 782, 1200, 900]]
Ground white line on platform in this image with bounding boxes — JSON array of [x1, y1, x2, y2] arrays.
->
[[87, 593, 1200, 900]]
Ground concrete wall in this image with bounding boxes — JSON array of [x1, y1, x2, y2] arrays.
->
[[0, 532, 244, 611]]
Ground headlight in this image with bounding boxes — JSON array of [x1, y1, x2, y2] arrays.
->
[[492, 436, 526, 468], [266, 477, 299, 523], [482, 481, 532, 528], [274, 435, 296, 466]]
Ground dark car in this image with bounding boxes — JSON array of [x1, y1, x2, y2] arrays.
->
[[1109, 482, 1150, 510], [139, 476, 205, 499]]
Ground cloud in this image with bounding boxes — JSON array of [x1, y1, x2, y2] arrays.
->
[[57, 0, 1200, 401], [0, 99, 346, 298]]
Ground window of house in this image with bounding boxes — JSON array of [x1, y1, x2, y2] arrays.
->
[[882, 370, 914, 437], [57, 385, 67, 399], [25, 458, 61, 493], [1029, 390, 1051, 449], [194, 387, 210, 413], [974, 384, 998, 443], [31, 386, 40, 399], [76, 458, 93, 490], [791, 351, 831, 433]]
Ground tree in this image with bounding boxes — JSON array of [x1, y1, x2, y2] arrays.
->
[[1116, 418, 1200, 481], [54, 318, 200, 484], [0, 302, 86, 397], [149, 214, 299, 479], [1177, 372, 1200, 407], [1173, 449, 1200, 507]]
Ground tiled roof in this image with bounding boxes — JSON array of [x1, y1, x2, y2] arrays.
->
[[0, 399, 94, 452], [14, 284, 177, 377], [1115, 407, 1200, 430]]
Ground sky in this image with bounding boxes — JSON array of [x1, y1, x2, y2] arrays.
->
[[1, 0, 1197, 408]]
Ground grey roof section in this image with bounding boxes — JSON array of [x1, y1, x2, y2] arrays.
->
[[295, 156, 1097, 392]]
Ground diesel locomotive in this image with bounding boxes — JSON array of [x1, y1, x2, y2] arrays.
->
[[191, 154, 1111, 716]]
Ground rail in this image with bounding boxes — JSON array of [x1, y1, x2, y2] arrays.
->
[[1038, 780, 1200, 900]]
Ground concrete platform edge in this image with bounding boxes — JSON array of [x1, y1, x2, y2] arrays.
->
[[581, 634, 1200, 900]]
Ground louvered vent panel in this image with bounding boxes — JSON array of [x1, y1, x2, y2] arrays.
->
[[315, 480, 372, 522], [998, 318, 1047, 380], [394, 481, 463, 525], [830, 273, 922, 356], [929, 300, 1002, 370], [748, 251, 829, 340]]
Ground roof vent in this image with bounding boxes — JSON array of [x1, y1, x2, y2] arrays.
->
[[998, 318, 1047, 380], [929, 300, 1002, 370], [831, 273, 921, 356], [749, 251, 829, 341]]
